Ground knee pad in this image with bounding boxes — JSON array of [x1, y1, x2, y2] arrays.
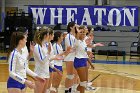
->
[[80, 81, 87, 88], [66, 74, 74, 80], [51, 87, 57, 92]]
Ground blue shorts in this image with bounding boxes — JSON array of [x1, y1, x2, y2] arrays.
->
[[74, 58, 88, 69], [49, 65, 63, 72], [7, 77, 26, 90]]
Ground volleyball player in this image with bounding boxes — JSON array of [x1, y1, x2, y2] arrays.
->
[[73, 26, 91, 93], [64, 22, 80, 93], [50, 31, 72, 93], [84, 26, 104, 90], [7, 32, 44, 93], [33, 27, 63, 93], [44, 28, 63, 93], [73, 25, 99, 93]]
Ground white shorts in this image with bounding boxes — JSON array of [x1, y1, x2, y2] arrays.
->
[[64, 52, 75, 62]]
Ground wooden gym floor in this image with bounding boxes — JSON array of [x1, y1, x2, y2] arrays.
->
[[0, 53, 140, 93]]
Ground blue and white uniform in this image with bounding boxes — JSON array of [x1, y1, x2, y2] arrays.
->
[[33, 43, 50, 78], [74, 39, 88, 69], [7, 47, 37, 89], [21, 46, 29, 59], [64, 33, 75, 62], [84, 36, 92, 52], [47, 42, 55, 72], [22, 46, 37, 77], [52, 43, 63, 72]]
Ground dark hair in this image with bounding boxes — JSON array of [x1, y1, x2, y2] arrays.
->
[[34, 28, 49, 46], [17, 27, 26, 32], [52, 31, 63, 43], [10, 32, 25, 52], [87, 26, 93, 35], [67, 21, 75, 33]]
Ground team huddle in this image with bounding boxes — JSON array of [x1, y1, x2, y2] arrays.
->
[[7, 21, 104, 93]]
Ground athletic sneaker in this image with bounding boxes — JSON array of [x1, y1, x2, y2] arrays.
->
[[86, 82, 96, 91], [86, 86, 96, 90]]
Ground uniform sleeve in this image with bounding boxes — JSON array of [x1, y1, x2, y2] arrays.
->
[[26, 61, 37, 77], [26, 68, 37, 77], [85, 41, 92, 52], [33, 45, 50, 64], [53, 44, 57, 55], [50, 43, 56, 59], [49, 44, 55, 68], [65, 37, 70, 50], [86, 47, 92, 52], [9, 51, 26, 84]]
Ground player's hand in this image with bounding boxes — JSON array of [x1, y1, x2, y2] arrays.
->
[[25, 80, 35, 89]]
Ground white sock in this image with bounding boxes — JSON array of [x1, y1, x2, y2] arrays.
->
[[87, 82, 92, 86], [72, 84, 79, 91]]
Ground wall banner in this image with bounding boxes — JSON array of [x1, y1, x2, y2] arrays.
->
[[28, 5, 138, 26]]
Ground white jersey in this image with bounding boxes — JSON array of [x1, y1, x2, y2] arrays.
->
[[33, 43, 50, 78], [75, 39, 88, 58], [64, 33, 75, 61], [21, 46, 37, 78], [48, 42, 55, 68], [21, 46, 29, 59], [44, 42, 56, 68], [8, 48, 37, 84], [84, 36, 92, 52], [53, 43, 63, 66], [84, 36, 88, 42]]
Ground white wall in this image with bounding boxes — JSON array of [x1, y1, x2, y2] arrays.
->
[[110, 0, 140, 6], [5, 0, 140, 12], [5, 0, 95, 12]]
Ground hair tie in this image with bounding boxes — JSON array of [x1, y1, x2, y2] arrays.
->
[[38, 33, 40, 39]]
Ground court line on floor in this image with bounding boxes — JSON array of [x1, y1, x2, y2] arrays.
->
[[98, 87, 140, 93], [92, 60, 140, 65], [91, 69, 140, 80]]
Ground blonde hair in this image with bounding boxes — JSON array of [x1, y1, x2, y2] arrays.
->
[[34, 28, 49, 46]]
